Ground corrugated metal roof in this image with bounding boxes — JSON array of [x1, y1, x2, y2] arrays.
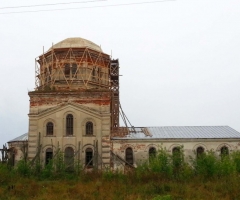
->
[[112, 126, 240, 140], [8, 133, 28, 143]]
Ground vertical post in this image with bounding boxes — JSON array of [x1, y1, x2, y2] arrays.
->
[[37, 132, 41, 169], [96, 140, 98, 170], [77, 141, 81, 175]]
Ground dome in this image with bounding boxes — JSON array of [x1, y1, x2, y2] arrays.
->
[[49, 37, 103, 52]]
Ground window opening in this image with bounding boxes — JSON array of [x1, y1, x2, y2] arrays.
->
[[221, 146, 229, 157], [72, 64, 77, 77], [44, 68, 48, 83], [149, 147, 156, 161], [125, 147, 133, 166], [92, 67, 96, 80], [172, 147, 182, 168], [45, 148, 53, 165], [86, 122, 93, 135], [46, 122, 53, 135], [85, 148, 93, 167], [64, 63, 70, 77], [66, 114, 73, 135], [196, 146, 204, 158], [49, 66, 52, 81], [64, 147, 74, 171]]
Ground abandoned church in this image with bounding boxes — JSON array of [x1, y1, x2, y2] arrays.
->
[[6, 37, 240, 169]]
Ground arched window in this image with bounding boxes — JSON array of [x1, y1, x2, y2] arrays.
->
[[172, 147, 180, 154], [85, 148, 93, 167], [125, 147, 134, 166], [86, 122, 93, 135], [45, 148, 53, 165], [64, 147, 74, 171], [64, 63, 70, 77], [46, 122, 53, 135], [221, 146, 229, 157], [149, 147, 156, 161], [66, 114, 73, 135], [196, 146, 204, 158], [172, 147, 182, 168]]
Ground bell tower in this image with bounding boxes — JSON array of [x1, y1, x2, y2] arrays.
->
[[28, 38, 119, 168]]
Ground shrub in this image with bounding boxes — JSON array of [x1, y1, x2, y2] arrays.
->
[[149, 147, 173, 178], [192, 150, 218, 178]]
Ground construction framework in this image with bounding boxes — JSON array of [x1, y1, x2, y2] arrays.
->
[[35, 47, 111, 91], [35, 46, 122, 136]]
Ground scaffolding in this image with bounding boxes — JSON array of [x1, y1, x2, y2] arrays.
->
[[35, 47, 111, 91]]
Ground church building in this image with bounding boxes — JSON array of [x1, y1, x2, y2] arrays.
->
[[7, 37, 240, 170]]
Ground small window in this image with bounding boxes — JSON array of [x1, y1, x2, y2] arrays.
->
[[44, 68, 48, 83], [196, 146, 204, 158], [86, 122, 93, 135], [65, 64, 70, 77], [172, 147, 182, 168], [92, 67, 96, 80], [149, 147, 156, 161], [125, 147, 133, 166], [46, 122, 53, 135], [85, 148, 93, 167], [172, 147, 180, 154], [66, 114, 73, 135], [46, 148, 53, 165], [72, 64, 77, 77], [221, 146, 229, 157], [49, 66, 52, 81]]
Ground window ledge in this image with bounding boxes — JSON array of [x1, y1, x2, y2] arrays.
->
[[83, 135, 95, 137]]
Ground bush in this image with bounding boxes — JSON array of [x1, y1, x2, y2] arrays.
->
[[149, 147, 173, 178], [192, 150, 218, 178]]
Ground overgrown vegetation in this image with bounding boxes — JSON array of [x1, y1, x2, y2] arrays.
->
[[1, 148, 240, 200]]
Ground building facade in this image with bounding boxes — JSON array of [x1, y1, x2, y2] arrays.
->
[[7, 37, 240, 169]]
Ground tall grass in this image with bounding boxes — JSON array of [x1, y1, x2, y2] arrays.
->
[[1, 148, 240, 199]]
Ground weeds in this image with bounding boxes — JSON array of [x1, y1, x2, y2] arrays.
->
[[1, 148, 240, 199]]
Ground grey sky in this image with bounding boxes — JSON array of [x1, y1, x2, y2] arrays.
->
[[1, 0, 240, 146]]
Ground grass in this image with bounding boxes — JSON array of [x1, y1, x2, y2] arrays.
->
[[1, 148, 240, 200]]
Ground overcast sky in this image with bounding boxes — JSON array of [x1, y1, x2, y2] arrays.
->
[[1, 0, 240, 146]]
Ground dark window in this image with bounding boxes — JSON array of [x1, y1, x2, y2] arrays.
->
[[44, 68, 48, 83], [221, 146, 229, 157], [172, 147, 182, 169], [65, 64, 70, 77], [126, 147, 133, 166], [64, 147, 74, 171], [72, 64, 77, 77], [46, 148, 53, 165], [92, 67, 96, 80], [85, 148, 93, 167], [86, 122, 93, 135], [49, 66, 52, 81], [172, 147, 180, 154], [196, 146, 204, 158], [46, 122, 53, 135], [149, 147, 156, 161], [66, 114, 73, 135]]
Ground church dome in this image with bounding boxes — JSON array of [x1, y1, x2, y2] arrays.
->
[[49, 37, 102, 52]]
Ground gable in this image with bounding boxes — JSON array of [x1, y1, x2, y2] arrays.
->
[[33, 102, 103, 119]]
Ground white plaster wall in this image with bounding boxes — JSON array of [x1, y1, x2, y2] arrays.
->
[[112, 139, 240, 170]]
